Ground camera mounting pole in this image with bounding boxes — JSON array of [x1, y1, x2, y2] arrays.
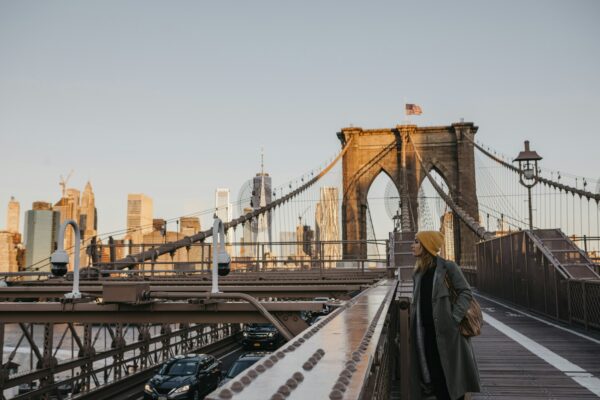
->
[[50, 219, 82, 299], [212, 217, 231, 294]]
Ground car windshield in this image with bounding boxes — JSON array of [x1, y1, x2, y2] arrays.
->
[[164, 360, 198, 376], [226, 359, 257, 378], [249, 323, 272, 328]]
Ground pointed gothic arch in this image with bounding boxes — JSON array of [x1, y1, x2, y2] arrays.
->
[[338, 123, 480, 265]]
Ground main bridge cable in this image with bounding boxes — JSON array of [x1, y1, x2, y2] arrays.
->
[[114, 138, 354, 269], [406, 132, 495, 240], [466, 135, 600, 203]]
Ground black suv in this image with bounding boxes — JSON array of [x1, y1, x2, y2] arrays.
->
[[143, 354, 222, 400], [241, 323, 281, 349], [220, 352, 270, 386]]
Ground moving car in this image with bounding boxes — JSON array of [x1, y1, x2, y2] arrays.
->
[[143, 354, 222, 400], [313, 297, 331, 314], [220, 352, 270, 386], [241, 323, 281, 349]]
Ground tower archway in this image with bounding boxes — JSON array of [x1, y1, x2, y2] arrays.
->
[[338, 123, 480, 265]]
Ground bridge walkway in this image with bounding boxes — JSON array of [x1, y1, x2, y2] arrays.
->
[[392, 292, 600, 399], [472, 294, 600, 399]]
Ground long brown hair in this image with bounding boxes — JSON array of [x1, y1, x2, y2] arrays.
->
[[414, 249, 436, 273]]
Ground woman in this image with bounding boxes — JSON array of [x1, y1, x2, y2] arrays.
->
[[409, 231, 481, 400]]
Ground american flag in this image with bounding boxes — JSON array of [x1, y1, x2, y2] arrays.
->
[[405, 104, 423, 115]]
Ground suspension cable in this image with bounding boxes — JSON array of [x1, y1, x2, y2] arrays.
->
[[466, 135, 600, 203], [113, 137, 354, 269], [406, 133, 494, 240]]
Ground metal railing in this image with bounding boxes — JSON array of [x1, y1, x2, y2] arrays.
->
[[567, 280, 600, 331], [476, 230, 600, 331], [2, 240, 389, 282], [1, 322, 238, 399]]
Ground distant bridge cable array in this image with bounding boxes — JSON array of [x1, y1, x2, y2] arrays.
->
[[469, 135, 600, 257], [406, 132, 495, 240], [114, 137, 354, 269], [468, 136, 600, 203]]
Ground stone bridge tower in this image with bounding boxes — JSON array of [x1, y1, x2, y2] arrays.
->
[[338, 122, 480, 265]]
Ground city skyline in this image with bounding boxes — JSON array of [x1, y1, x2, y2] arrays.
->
[[1, 1, 599, 240]]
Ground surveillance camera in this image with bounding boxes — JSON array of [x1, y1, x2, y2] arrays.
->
[[216, 249, 231, 276], [50, 250, 69, 277]]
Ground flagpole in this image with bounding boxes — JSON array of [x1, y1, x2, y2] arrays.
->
[[403, 96, 409, 125]]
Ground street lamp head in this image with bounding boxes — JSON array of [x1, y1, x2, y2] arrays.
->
[[514, 140, 542, 187], [513, 140, 542, 163]]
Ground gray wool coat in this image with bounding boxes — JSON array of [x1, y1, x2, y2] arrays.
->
[[410, 257, 481, 400]]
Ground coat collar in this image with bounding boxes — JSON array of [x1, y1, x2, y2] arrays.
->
[[432, 257, 447, 299], [413, 256, 447, 301]]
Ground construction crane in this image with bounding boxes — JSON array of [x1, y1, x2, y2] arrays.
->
[[59, 170, 74, 198]]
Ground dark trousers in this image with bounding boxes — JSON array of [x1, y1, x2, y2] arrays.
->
[[423, 323, 464, 400]]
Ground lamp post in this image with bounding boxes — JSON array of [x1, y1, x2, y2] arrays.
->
[[513, 140, 542, 230], [212, 217, 231, 294], [50, 219, 82, 299]]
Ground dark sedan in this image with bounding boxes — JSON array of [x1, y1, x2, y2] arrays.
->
[[220, 352, 270, 386], [143, 354, 222, 400], [241, 323, 282, 350]]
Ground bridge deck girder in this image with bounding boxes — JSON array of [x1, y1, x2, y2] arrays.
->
[[0, 301, 325, 324]]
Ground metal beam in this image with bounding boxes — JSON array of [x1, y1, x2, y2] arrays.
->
[[0, 301, 325, 324], [0, 285, 362, 300]]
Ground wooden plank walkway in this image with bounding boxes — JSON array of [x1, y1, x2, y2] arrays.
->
[[391, 293, 600, 399], [472, 294, 600, 399]]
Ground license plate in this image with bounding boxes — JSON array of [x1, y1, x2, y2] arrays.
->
[[158, 396, 167, 400], [253, 342, 261, 347]]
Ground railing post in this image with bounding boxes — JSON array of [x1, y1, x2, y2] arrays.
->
[[567, 280, 572, 325], [524, 234, 531, 309], [582, 281, 589, 330], [398, 297, 410, 400], [542, 251, 548, 315], [509, 234, 516, 303]]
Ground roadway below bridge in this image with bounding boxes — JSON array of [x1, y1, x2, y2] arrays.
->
[[128, 345, 246, 400]]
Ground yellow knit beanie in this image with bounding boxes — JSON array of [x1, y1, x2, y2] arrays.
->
[[415, 231, 445, 255]]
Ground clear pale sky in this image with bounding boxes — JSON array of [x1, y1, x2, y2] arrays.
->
[[1, 0, 599, 237]]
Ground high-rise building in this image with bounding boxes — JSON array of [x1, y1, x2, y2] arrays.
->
[[80, 182, 97, 238], [6, 196, 20, 234], [180, 217, 201, 236], [53, 188, 81, 270], [215, 188, 233, 244], [296, 224, 314, 257], [251, 172, 272, 250], [24, 202, 60, 271], [241, 207, 255, 258], [0, 231, 20, 273], [315, 187, 341, 267], [440, 211, 455, 261], [142, 218, 192, 271], [79, 182, 97, 266], [126, 194, 153, 244], [180, 217, 202, 267]]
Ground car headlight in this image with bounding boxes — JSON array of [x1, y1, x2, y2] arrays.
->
[[243, 332, 248, 337], [171, 384, 190, 395], [268, 332, 275, 337], [144, 384, 153, 393]]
